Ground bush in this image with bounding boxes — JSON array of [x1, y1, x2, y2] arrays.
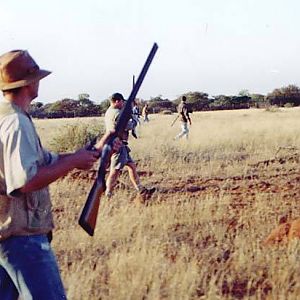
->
[[264, 105, 280, 113], [284, 102, 294, 108], [49, 123, 104, 153], [160, 110, 173, 115]]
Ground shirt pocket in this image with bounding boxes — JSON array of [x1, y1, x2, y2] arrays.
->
[[26, 189, 52, 229]]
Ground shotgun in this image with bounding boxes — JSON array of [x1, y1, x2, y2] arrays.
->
[[78, 43, 158, 236]]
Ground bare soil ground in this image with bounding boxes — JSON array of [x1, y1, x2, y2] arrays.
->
[[67, 150, 300, 215]]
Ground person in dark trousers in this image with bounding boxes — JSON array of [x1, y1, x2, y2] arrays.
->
[[0, 49, 120, 299]]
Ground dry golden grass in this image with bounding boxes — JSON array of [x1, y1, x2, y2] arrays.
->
[[34, 107, 300, 299]]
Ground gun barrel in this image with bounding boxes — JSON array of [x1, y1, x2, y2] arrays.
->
[[115, 43, 158, 134], [171, 115, 179, 127]]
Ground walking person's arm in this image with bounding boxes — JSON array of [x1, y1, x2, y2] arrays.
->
[[185, 107, 192, 125]]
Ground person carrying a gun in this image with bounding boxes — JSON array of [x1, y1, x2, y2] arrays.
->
[[0, 50, 121, 299], [174, 95, 192, 140], [104, 92, 155, 198]]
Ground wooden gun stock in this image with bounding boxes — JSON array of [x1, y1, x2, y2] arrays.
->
[[78, 178, 105, 236], [78, 144, 111, 236], [78, 43, 158, 236]]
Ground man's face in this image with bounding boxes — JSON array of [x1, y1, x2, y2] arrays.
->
[[27, 81, 40, 100], [115, 99, 124, 109]]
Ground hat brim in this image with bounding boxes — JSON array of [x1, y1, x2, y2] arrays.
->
[[0, 69, 51, 91]]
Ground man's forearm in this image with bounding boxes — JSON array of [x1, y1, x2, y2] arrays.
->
[[20, 155, 75, 193]]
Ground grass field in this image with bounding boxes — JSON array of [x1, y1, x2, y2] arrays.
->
[[34, 107, 300, 299]]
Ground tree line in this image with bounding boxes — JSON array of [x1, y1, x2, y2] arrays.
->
[[29, 85, 300, 119]]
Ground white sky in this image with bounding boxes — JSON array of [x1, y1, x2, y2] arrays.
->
[[0, 0, 299, 103]]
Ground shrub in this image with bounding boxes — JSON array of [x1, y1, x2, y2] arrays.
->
[[264, 105, 280, 113], [160, 110, 173, 115], [284, 102, 294, 108], [49, 123, 104, 153]]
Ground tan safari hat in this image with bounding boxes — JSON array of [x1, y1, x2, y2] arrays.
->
[[0, 50, 51, 91]]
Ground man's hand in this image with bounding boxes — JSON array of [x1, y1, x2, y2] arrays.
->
[[94, 131, 122, 153], [72, 149, 99, 170]]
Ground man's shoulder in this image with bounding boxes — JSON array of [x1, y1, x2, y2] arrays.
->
[[0, 113, 33, 146], [181, 102, 187, 107], [0, 101, 30, 123], [105, 106, 120, 113], [105, 107, 120, 117], [0, 111, 30, 131], [177, 102, 184, 110]]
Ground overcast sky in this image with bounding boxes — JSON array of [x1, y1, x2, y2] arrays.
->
[[0, 0, 299, 103]]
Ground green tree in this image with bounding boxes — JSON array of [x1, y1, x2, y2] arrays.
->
[[209, 95, 232, 110], [148, 96, 176, 113], [175, 92, 211, 111], [78, 93, 90, 101], [231, 95, 251, 109], [29, 102, 45, 118], [250, 94, 266, 108], [238, 89, 250, 97], [267, 85, 300, 107], [99, 99, 111, 114]]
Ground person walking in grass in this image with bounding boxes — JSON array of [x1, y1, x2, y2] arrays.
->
[[174, 95, 192, 140], [142, 103, 150, 122], [104, 92, 155, 199], [0, 49, 120, 299], [131, 100, 140, 138]]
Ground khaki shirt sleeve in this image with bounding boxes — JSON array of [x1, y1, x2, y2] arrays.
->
[[2, 115, 40, 195], [105, 108, 119, 132]]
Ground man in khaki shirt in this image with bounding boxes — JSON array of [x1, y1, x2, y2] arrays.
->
[[104, 92, 155, 198], [0, 50, 119, 299]]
